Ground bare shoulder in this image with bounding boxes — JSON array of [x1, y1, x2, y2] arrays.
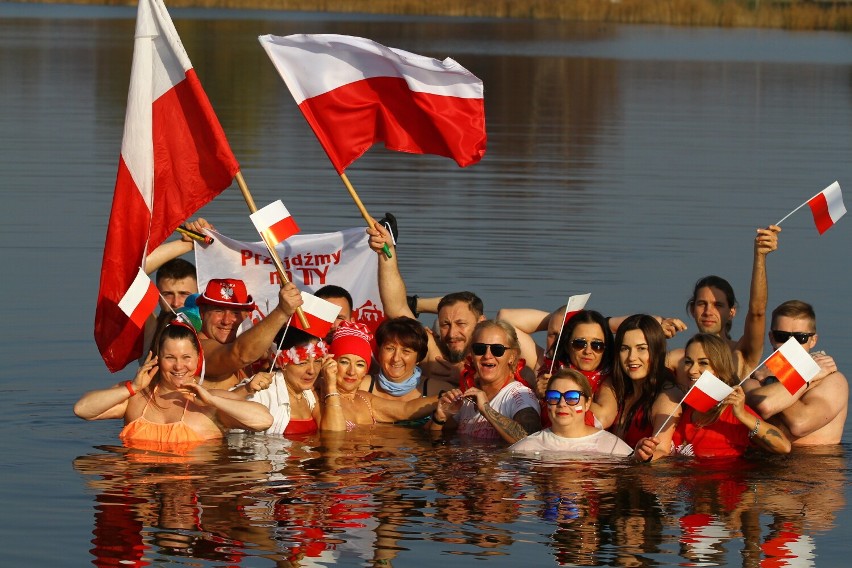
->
[[654, 385, 683, 412], [806, 370, 849, 402]]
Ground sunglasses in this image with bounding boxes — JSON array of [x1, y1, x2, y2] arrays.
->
[[771, 330, 815, 345], [570, 338, 606, 353], [471, 343, 509, 357], [544, 389, 584, 406]]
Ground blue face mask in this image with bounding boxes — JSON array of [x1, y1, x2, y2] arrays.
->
[[376, 366, 422, 396]]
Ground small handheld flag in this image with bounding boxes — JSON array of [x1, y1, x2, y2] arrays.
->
[[776, 181, 846, 234], [764, 337, 821, 395], [250, 200, 300, 246]]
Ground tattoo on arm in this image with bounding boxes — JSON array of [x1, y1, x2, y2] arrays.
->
[[758, 426, 785, 448], [481, 404, 537, 444]]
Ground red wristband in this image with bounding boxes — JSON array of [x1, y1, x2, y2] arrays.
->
[[124, 381, 136, 397]]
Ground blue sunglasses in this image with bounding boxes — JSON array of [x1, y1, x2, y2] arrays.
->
[[544, 389, 584, 406]]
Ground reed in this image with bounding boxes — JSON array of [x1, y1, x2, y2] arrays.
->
[[16, 0, 852, 31]]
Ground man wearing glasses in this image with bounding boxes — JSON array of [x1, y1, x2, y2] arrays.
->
[[744, 300, 847, 445]]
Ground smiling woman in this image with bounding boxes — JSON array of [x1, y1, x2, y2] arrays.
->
[[73, 320, 274, 448]]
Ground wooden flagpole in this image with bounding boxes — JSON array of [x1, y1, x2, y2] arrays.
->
[[340, 172, 392, 259], [234, 171, 310, 329]]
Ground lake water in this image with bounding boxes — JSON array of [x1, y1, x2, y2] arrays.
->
[[0, 3, 850, 566]]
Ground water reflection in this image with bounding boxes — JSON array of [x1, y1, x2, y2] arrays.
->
[[73, 430, 846, 566]]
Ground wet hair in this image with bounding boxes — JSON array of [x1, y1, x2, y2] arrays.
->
[[547, 368, 592, 399], [315, 284, 353, 311], [771, 300, 816, 331], [155, 258, 197, 285], [686, 275, 737, 337], [684, 333, 739, 386], [438, 291, 484, 319], [375, 316, 429, 363], [551, 310, 614, 372], [611, 314, 673, 434]]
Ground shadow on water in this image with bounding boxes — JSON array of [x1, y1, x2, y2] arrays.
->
[[73, 427, 847, 566]]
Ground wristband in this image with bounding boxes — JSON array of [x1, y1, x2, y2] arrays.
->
[[325, 392, 341, 400], [748, 418, 761, 439], [431, 411, 447, 425], [124, 381, 136, 397]]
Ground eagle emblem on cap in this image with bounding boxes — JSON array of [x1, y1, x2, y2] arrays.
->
[[219, 283, 234, 300]]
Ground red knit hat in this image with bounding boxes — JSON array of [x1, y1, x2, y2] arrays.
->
[[329, 321, 373, 364]]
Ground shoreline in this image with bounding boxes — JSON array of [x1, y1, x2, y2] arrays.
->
[[9, 0, 852, 31]]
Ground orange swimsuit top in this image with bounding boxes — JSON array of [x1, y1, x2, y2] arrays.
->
[[120, 387, 206, 447]]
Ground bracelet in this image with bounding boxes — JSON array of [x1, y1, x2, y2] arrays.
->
[[748, 418, 761, 439], [431, 411, 447, 425], [324, 392, 341, 400], [124, 381, 136, 397]]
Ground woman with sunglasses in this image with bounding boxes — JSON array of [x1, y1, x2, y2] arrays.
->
[[320, 321, 439, 431], [608, 314, 676, 448], [510, 368, 633, 455], [634, 333, 791, 461], [74, 320, 274, 447], [430, 320, 541, 444], [538, 310, 619, 429]]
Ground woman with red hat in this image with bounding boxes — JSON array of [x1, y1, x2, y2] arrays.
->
[[319, 321, 439, 431], [74, 318, 273, 450]]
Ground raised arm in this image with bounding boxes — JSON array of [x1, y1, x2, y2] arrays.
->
[[203, 283, 303, 380], [74, 354, 158, 420], [144, 218, 214, 274], [736, 226, 780, 372], [366, 222, 415, 319]]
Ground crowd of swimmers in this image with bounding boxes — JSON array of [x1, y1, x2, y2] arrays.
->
[[75, 217, 848, 462]]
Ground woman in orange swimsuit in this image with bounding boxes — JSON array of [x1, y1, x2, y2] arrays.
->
[[319, 321, 439, 431], [74, 320, 273, 448]]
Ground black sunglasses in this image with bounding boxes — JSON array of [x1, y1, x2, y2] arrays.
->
[[544, 389, 584, 406], [771, 330, 815, 345], [471, 343, 509, 357], [570, 338, 606, 353]]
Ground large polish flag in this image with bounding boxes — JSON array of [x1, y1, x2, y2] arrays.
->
[[258, 33, 486, 173], [291, 292, 343, 340], [808, 181, 846, 235], [682, 371, 734, 413], [250, 200, 300, 246], [764, 337, 821, 395], [94, 0, 239, 372]]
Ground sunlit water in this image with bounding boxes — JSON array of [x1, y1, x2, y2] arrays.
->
[[0, 3, 850, 566]]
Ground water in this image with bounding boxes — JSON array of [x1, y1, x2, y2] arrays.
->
[[1, 3, 850, 566]]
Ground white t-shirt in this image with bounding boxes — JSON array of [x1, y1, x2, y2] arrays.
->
[[242, 371, 317, 435], [455, 381, 540, 440], [509, 428, 633, 456]]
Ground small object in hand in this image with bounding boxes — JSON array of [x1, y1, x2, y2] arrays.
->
[[378, 212, 399, 245]]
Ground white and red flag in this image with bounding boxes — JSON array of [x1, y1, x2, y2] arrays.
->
[[118, 268, 161, 329], [94, 0, 239, 372], [250, 200, 300, 246], [291, 292, 343, 340], [258, 33, 486, 173], [807, 181, 846, 235], [764, 337, 821, 395], [682, 371, 734, 413]]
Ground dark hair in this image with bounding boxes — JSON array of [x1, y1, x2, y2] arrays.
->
[[315, 284, 353, 311], [686, 276, 737, 337], [771, 300, 816, 330], [611, 314, 673, 435], [275, 327, 319, 351], [155, 258, 197, 284], [149, 318, 202, 395], [684, 333, 739, 386], [551, 310, 614, 372], [438, 291, 484, 318], [375, 316, 429, 362]]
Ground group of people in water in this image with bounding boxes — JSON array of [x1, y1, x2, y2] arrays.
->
[[75, 216, 848, 462]]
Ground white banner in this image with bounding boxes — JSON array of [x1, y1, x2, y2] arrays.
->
[[195, 228, 384, 332]]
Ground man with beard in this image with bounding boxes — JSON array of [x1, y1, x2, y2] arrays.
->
[[367, 223, 485, 386]]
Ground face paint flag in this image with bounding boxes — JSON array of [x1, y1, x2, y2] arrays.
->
[[807, 181, 846, 235], [250, 200, 301, 246], [94, 0, 239, 372], [259, 33, 486, 173], [764, 337, 821, 395], [682, 371, 734, 413]]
